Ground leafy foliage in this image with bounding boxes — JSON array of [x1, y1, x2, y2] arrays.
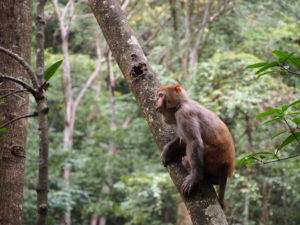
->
[[240, 51, 300, 165]]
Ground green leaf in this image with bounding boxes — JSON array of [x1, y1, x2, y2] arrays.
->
[[0, 127, 7, 132], [256, 108, 281, 119], [280, 99, 300, 113], [237, 157, 247, 165], [272, 50, 294, 63], [285, 112, 300, 116], [288, 57, 300, 68], [292, 118, 300, 125], [251, 152, 274, 157], [281, 104, 290, 112], [44, 59, 63, 81], [272, 130, 287, 139], [272, 50, 289, 58], [262, 116, 282, 125], [245, 163, 254, 168], [256, 70, 278, 78], [255, 62, 280, 75], [287, 99, 300, 109], [246, 62, 268, 69], [278, 132, 300, 150]]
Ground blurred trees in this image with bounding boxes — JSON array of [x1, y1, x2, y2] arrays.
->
[[20, 0, 300, 224]]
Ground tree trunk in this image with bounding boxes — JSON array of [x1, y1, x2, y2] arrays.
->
[[36, 0, 49, 224], [90, 51, 116, 225], [281, 170, 288, 225], [0, 1, 32, 225], [88, 1, 228, 224], [261, 183, 270, 225], [242, 189, 249, 225]]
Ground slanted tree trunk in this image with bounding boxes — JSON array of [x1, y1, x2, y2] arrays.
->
[[0, 1, 32, 225], [88, 1, 228, 224]]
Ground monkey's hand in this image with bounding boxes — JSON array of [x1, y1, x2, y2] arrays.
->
[[160, 144, 172, 167], [182, 175, 198, 197], [160, 149, 170, 167]]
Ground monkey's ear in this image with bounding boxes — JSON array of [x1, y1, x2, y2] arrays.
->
[[174, 84, 181, 94]]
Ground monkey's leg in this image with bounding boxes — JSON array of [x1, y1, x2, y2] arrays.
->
[[182, 139, 204, 197], [161, 136, 183, 167]]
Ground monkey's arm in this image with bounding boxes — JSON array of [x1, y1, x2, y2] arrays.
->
[[161, 136, 184, 166], [182, 138, 204, 197]]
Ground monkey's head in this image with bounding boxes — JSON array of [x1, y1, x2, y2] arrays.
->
[[155, 84, 188, 112]]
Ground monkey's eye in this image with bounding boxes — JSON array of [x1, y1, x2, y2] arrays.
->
[[158, 93, 164, 98]]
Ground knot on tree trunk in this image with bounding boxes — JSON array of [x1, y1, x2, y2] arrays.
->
[[38, 203, 48, 215], [130, 62, 148, 78]]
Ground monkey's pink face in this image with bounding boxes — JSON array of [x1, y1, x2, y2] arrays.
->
[[155, 91, 165, 112]]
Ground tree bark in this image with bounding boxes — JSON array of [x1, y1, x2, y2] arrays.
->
[[36, 0, 49, 224], [88, 1, 228, 224], [0, 1, 32, 225]]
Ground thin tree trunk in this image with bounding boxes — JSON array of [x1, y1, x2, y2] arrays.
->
[[52, 3, 104, 223], [168, 0, 178, 47], [88, 1, 228, 224], [90, 51, 116, 225], [35, 0, 49, 224], [261, 183, 271, 225], [52, 1, 75, 223], [243, 115, 253, 225], [242, 190, 249, 225], [281, 170, 288, 225], [184, 0, 192, 77], [188, 0, 210, 77], [0, 1, 32, 225]]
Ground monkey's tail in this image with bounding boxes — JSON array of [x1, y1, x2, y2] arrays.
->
[[218, 176, 227, 210]]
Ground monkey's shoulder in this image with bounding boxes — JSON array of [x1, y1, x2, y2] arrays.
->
[[177, 101, 215, 119]]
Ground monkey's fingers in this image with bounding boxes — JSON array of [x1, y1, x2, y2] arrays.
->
[[160, 152, 169, 167]]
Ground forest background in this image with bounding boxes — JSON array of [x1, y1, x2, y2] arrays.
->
[[3, 0, 300, 225]]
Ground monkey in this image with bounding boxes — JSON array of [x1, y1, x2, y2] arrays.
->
[[155, 84, 235, 209]]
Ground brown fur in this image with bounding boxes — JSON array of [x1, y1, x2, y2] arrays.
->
[[156, 85, 235, 209]]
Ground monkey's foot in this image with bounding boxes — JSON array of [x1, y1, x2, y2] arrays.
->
[[160, 152, 170, 167], [181, 175, 197, 197]]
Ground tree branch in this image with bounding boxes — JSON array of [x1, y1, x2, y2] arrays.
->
[[0, 112, 38, 129], [0, 89, 29, 99], [66, 0, 75, 35], [62, 0, 72, 20], [280, 69, 300, 76], [0, 74, 36, 96], [121, 0, 130, 10], [0, 46, 38, 88], [208, 0, 236, 24], [263, 153, 300, 164], [73, 60, 103, 114]]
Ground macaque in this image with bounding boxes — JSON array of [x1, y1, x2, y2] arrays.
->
[[155, 84, 235, 209]]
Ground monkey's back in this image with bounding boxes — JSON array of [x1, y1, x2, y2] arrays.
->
[[176, 100, 235, 178], [198, 103, 235, 178]]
